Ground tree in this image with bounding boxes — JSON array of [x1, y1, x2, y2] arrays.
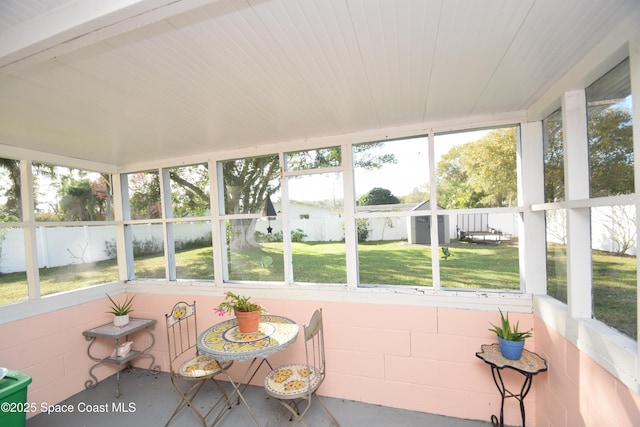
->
[[435, 144, 479, 208], [0, 158, 21, 220], [589, 108, 634, 197], [401, 184, 430, 203], [223, 155, 280, 250], [169, 165, 209, 217], [59, 179, 98, 220], [128, 171, 162, 219], [599, 205, 636, 255], [57, 175, 112, 221], [543, 117, 564, 202], [224, 145, 396, 249], [0, 159, 57, 221], [436, 128, 517, 208], [357, 187, 400, 206], [544, 107, 633, 201]]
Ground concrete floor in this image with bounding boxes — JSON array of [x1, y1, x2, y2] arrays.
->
[[27, 368, 491, 427]]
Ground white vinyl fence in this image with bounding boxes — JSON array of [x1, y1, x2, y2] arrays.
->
[[0, 207, 632, 273]]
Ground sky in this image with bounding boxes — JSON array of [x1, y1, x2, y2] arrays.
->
[[287, 129, 489, 202]]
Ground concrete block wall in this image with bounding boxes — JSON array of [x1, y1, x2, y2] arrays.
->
[[2, 293, 638, 425]]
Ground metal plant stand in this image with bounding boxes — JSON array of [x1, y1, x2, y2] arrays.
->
[[476, 343, 547, 427]]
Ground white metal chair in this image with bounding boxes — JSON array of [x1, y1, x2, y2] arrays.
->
[[264, 308, 340, 426], [165, 301, 232, 427]]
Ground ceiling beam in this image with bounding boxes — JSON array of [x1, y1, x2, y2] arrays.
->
[[0, 0, 220, 76]]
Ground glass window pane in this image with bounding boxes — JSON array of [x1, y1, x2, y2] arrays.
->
[[226, 218, 283, 282], [434, 128, 520, 290], [288, 173, 346, 284], [353, 137, 431, 287], [0, 158, 21, 221], [587, 58, 634, 197], [354, 138, 427, 208], [175, 221, 213, 280], [221, 155, 280, 215], [38, 225, 118, 296], [169, 163, 210, 218], [127, 171, 161, 220], [436, 128, 517, 208], [0, 227, 27, 305], [543, 108, 564, 202], [285, 146, 341, 171], [34, 164, 113, 221], [131, 223, 165, 279], [441, 212, 520, 290], [359, 239, 431, 286], [591, 205, 637, 340], [546, 209, 567, 303]]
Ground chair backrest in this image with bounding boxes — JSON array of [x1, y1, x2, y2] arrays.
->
[[165, 301, 199, 373], [304, 308, 326, 383]]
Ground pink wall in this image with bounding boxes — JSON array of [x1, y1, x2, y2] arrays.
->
[[0, 292, 636, 425], [533, 317, 640, 426]]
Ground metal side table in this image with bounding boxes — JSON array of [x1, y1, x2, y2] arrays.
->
[[476, 343, 547, 427], [83, 318, 160, 398]]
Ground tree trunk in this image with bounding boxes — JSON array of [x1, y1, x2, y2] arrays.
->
[[229, 218, 261, 250]]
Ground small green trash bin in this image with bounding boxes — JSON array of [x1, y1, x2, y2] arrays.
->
[[0, 370, 32, 427]]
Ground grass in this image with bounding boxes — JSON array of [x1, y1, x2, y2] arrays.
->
[[0, 241, 635, 339]]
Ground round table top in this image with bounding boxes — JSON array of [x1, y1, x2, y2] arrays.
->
[[197, 314, 299, 362]]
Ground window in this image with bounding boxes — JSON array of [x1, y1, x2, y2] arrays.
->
[[127, 170, 161, 220], [123, 170, 164, 279], [0, 161, 117, 305], [288, 172, 345, 284], [0, 158, 28, 304], [0, 158, 21, 222], [591, 205, 636, 339], [285, 147, 345, 284], [435, 128, 520, 290], [543, 108, 568, 303], [543, 108, 564, 203], [169, 164, 213, 281], [586, 58, 636, 340], [587, 58, 633, 198], [34, 164, 117, 296], [220, 155, 282, 282], [545, 209, 567, 303], [0, 226, 27, 304], [353, 137, 430, 286]]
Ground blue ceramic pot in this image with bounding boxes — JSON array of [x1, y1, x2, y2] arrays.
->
[[498, 337, 525, 360]]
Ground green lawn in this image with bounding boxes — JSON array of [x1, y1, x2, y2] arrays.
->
[[0, 241, 635, 339]]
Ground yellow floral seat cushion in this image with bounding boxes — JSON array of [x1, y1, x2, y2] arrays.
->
[[264, 363, 322, 399], [178, 355, 231, 378]]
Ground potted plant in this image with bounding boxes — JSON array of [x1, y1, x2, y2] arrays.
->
[[214, 291, 265, 333], [107, 294, 135, 327], [488, 309, 532, 360]]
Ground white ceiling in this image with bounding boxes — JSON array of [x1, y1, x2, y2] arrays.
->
[[0, 0, 638, 168]]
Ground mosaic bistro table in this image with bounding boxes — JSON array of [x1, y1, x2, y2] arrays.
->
[[476, 343, 547, 427], [197, 314, 299, 425]]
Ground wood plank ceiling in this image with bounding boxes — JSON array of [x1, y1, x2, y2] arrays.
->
[[0, 0, 638, 167]]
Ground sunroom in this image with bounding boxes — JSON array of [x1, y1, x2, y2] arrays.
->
[[1, 1, 639, 426]]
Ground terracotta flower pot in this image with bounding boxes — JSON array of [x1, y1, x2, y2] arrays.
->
[[234, 310, 261, 333]]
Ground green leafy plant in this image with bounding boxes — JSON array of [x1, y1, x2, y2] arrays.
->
[[214, 291, 265, 316], [106, 294, 136, 316], [488, 309, 532, 341]]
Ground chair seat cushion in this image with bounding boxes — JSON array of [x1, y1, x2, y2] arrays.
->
[[264, 363, 322, 398], [178, 355, 231, 378]]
